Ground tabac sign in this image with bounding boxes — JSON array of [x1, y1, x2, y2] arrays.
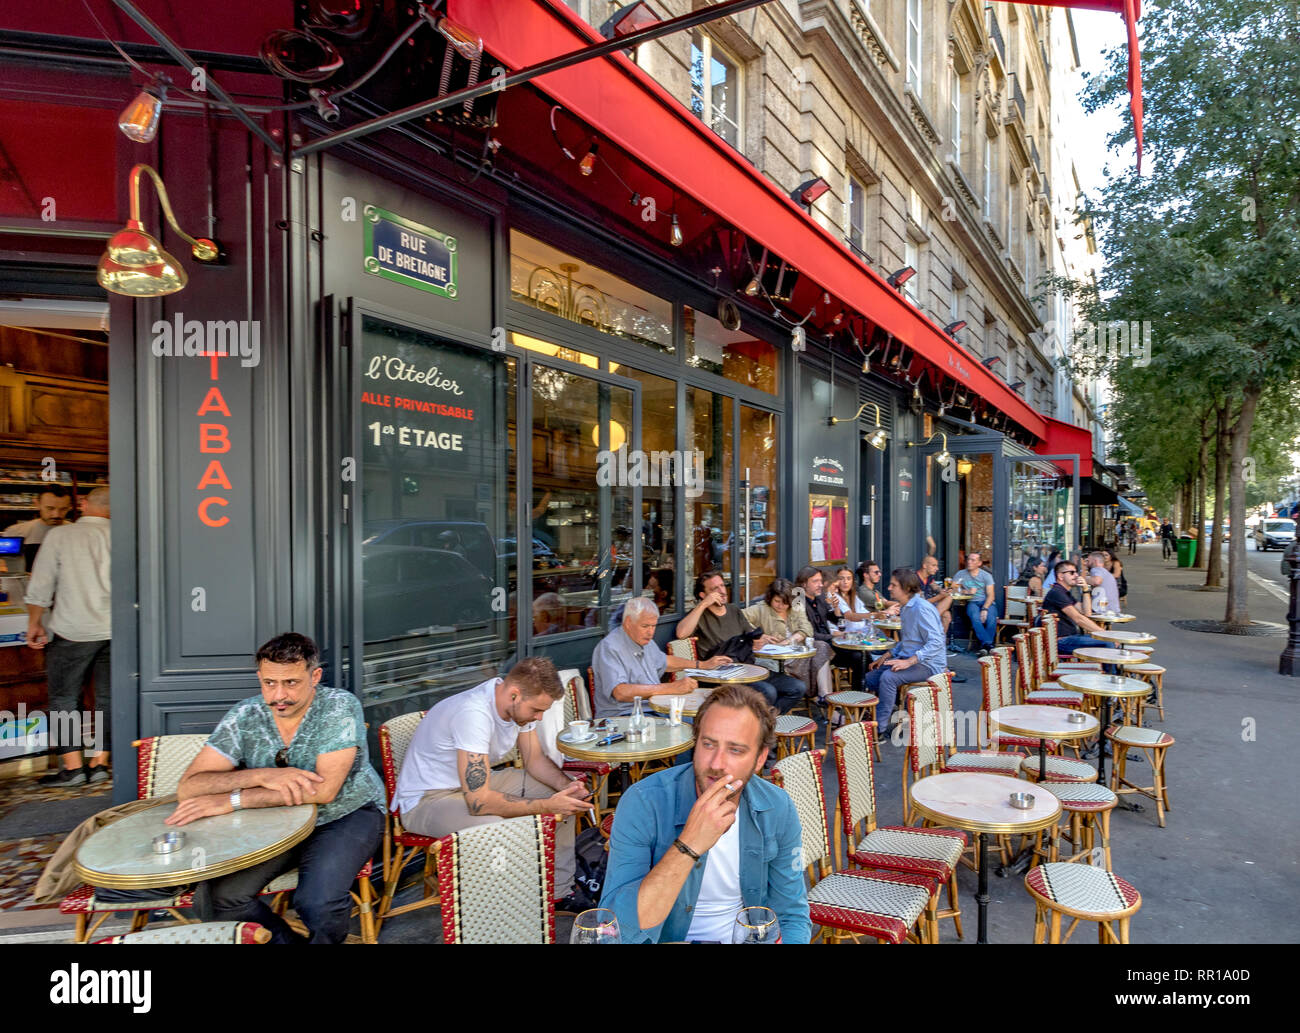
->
[[363, 205, 458, 299]]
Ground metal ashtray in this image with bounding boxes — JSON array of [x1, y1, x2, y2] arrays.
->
[[1008, 792, 1035, 810], [1066, 711, 1089, 724], [152, 831, 185, 854]]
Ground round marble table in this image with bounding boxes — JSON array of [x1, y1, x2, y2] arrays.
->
[[74, 800, 316, 890], [1093, 629, 1157, 647], [1070, 647, 1149, 667], [909, 772, 1061, 944], [690, 662, 769, 685], [647, 688, 709, 717], [1055, 672, 1152, 783], [1091, 612, 1136, 626], [872, 618, 902, 640], [753, 644, 815, 676], [556, 714, 694, 769], [989, 704, 1099, 781], [831, 636, 895, 694]]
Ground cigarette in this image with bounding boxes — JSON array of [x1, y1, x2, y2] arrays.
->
[[725, 780, 740, 792]]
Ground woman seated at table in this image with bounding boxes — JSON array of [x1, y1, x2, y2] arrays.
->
[[742, 578, 829, 701], [828, 567, 876, 632], [1014, 557, 1048, 598], [1105, 551, 1129, 610]]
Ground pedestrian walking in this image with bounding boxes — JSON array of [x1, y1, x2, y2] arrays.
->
[[1160, 518, 1176, 561]]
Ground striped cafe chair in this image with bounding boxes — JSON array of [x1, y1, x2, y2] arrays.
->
[[667, 636, 699, 674], [1040, 614, 1103, 676], [436, 814, 557, 944], [1106, 724, 1175, 827], [1015, 631, 1085, 708], [61, 734, 208, 943], [773, 713, 818, 759], [997, 584, 1033, 644], [557, 669, 612, 826], [1038, 780, 1119, 871], [772, 749, 938, 944], [980, 654, 1057, 756], [1025, 863, 1142, 944], [375, 710, 438, 935], [832, 721, 966, 940], [94, 921, 271, 945]]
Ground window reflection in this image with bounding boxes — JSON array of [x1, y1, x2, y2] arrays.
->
[[685, 306, 778, 394], [685, 388, 733, 599], [510, 231, 674, 353], [531, 364, 634, 633], [739, 404, 778, 600]]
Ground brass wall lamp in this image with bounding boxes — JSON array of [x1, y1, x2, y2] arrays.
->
[[97, 164, 221, 297], [828, 402, 888, 451]]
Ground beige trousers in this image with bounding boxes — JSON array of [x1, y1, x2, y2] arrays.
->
[[402, 769, 576, 895]]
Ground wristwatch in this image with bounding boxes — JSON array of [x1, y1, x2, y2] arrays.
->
[[229, 790, 242, 811]]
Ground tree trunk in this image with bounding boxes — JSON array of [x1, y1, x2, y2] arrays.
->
[[1225, 386, 1262, 626], [1206, 403, 1230, 587], [1192, 416, 1210, 569]]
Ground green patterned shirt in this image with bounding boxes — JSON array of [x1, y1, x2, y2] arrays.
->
[[205, 685, 385, 826]]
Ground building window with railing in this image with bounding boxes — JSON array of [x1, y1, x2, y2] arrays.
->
[[845, 173, 868, 260], [950, 66, 962, 164], [983, 133, 995, 222], [690, 31, 742, 149], [906, 0, 923, 93]]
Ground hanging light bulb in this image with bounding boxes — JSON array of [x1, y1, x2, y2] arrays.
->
[[862, 356, 870, 373], [118, 87, 162, 143], [833, 311, 843, 325], [744, 276, 761, 296], [791, 325, 806, 350], [670, 214, 683, 247], [578, 140, 598, 176], [913, 381, 921, 401]]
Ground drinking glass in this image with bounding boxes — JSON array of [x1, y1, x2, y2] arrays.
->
[[732, 906, 781, 944], [570, 908, 621, 944], [668, 695, 686, 726]]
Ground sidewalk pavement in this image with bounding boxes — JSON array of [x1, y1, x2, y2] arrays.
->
[[834, 542, 1300, 944]]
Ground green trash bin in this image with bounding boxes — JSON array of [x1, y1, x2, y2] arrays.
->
[[1176, 536, 1198, 568]]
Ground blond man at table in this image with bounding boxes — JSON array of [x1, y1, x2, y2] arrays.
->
[[391, 656, 591, 907]]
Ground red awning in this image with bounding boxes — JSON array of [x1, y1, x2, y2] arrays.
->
[[450, 0, 1048, 441], [1037, 415, 1093, 479]]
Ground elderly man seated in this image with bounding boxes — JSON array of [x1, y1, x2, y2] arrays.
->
[[591, 597, 729, 720], [165, 633, 386, 944]]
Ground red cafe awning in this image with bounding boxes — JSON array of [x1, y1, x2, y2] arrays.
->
[[1037, 415, 1093, 479], [450, 0, 1048, 441]]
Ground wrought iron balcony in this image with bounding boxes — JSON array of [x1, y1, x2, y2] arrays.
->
[[987, 8, 1006, 65], [1009, 73, 1026, 122]]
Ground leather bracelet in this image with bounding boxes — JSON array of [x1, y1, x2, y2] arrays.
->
[[673, 838, 700, 861]]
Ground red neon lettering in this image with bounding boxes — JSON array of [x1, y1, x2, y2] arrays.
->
[[198, 497, 230, 527], [196, 386, 232, 417], [195, 460, 233, 491], [199, 424, 231, 453]]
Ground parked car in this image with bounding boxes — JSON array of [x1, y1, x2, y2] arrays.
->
[[362, 520, 498, 580], [1254, 518, 1296, 552], [361, 544, 495, 642]]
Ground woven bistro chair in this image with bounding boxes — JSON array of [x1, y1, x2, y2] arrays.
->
[[375, 710, 438, 933], [772, 749, 938, 944], [1106, 725, 1175, 827], [93, 921, 271, 945], [980, 654, 1056, 755], [997, 584, 1033, 644], [824, 689, 881, 761], [61, 734, 208, 942], [1025, 863, 1142, 944], [831, 722, 966, 939], [435, 814, 557, 944], [1019, 631, 1085, 708], [773, 713, 818, 759], [1040, 614, 1103, 675], [557, 670, 612, 826], [1038, 781, 1119, 871], [1126, 662, 1166, 721], [667, 637, 699, 673]]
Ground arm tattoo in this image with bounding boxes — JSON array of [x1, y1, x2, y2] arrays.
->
[[468, 799, 484, 815], [465, 755, 488, 793]]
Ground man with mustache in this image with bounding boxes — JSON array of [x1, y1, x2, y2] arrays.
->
[[600, 684, 810, 943], [164, 632, 387, 943]]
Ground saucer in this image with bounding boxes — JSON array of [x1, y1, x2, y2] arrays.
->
[[558, 731, 599, 745]]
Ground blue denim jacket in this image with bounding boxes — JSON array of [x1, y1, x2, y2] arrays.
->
[[599, 764, 811, 943]]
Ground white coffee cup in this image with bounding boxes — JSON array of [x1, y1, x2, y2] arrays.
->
[[568, 720, 590, 739]]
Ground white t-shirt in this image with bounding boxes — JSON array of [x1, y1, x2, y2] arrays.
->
[[833, 594, 867, 633], [685, 815, 743, 942], [391, 678, 536, 815]]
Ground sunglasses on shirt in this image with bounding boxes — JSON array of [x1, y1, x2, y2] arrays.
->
[[275, 748, 289, 767]]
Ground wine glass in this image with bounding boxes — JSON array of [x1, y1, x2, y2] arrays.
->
[[732, 906, 781, 943], [570, 908, 621, 944]]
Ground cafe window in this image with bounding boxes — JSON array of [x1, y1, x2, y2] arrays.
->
[[530, 364, 634, 635], [1009, 459, 1072, 577], [358, 317, 515, 695], [740, 404, 779, 600], [509, 231, 674, 353], [690, 32, 742, 149], [610, 364, 679, 615], [685, 305, 778, 395], [685, 388, 734, 600]]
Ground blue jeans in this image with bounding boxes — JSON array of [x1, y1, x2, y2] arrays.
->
[[866, 662, 944, 734], [751, 673, 806, 714], [965, 600, 999, 647], [195, 802, 384, 943]]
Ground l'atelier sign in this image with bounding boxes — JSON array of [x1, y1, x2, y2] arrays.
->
[[363, 205, 458, 299]]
